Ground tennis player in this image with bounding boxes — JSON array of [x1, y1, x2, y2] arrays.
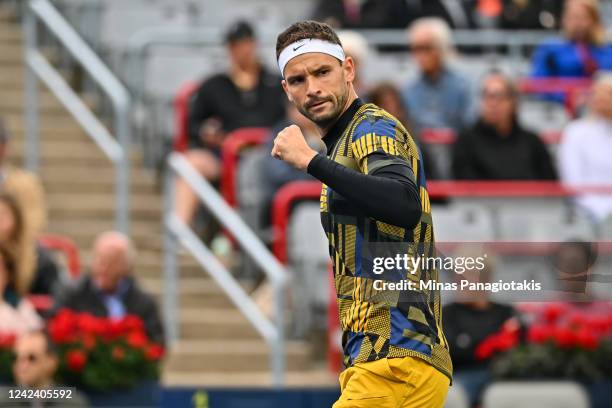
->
[[272, 21, 452, 407]]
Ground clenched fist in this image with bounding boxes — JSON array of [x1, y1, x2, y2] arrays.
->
[[271, 125, 318, 171]]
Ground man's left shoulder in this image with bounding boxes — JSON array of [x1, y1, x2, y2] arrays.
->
[[352, 106, 403, 140]]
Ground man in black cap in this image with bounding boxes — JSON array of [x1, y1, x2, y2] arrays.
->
[[177, 20, 286, 224]]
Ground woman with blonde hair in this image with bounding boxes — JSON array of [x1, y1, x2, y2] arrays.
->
[[0, 243, 42, 333], [531, 0, 612, 78], [0, 194, 59, 296]]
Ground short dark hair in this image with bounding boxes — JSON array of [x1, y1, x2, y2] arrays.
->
[[276, 20, 342, 59], [225, 20, 255, 44]]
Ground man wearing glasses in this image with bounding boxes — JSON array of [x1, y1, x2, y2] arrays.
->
[[0, 331, 88, 407]]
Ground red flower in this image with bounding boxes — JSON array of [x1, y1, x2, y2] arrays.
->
[[527, 324, 554, 344], [66, 350, 87, 372], [554, 326, 577, 348], [121, 315, 145, 333], [126, 331, 148, 349], [0, 333, 16, 348], [111, 346, 125, 361], [78, 313, 108, 336], [496, 331, 519, 352], [575, 328, 599, 350], [544, 303, 567, 324], [144, 344, 165, 361], [81, 334, 97, 351]]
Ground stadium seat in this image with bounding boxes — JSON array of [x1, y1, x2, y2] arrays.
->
[[497, 205, 596, 241], [432, 204, 495, 242], [288, 202, 329, 336], [482, 381, 590, 408], [601, 214, 612, 240], [443, 383, 469, 408], [237, 146, 269, 239], [518, 99, 570, 134]]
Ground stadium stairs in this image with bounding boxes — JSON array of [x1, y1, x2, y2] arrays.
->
[[0, 5, 334, 387]]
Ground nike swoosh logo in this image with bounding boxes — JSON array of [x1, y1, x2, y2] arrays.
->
[[293, 43, 306, 51]]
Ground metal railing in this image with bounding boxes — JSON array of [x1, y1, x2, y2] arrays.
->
[[23, 0, 131, 234], [163, 152, 288, 386]]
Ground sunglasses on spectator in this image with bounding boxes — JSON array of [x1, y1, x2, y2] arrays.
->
[[410, 44, 436, 53]]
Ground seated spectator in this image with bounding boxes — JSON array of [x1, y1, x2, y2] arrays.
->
[[558, 73, 612, 222], [0, 194, 60, 296], [402, 18, 475, 135], [337, 31, 370, 96], [452, 72, 558, 180], [368, 82, 438, 179], [176, 20, 285, 224], [54, 232, 164, 345], [443, 247, 515, 406], [0, 331, 88, 407], [531, 0, 612, 79], [0, 244, 42, 334], [499, 0, 563, 30], [262, 104, 323, 224], [0, 119, 47, 236]]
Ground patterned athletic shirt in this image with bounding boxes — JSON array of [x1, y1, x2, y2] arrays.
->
[[316, 99, 453, 381]]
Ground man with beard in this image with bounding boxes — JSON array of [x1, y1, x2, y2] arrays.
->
[[271, 21, 452, 407]]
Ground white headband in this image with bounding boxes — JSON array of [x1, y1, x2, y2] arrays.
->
[[277, 38, 345, 78]]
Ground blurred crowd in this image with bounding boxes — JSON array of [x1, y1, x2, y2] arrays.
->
[[179, 0, 612, 229], [0, 121, 163, 405], [1, 0, 612, 405], [174, 0, 612, 406]]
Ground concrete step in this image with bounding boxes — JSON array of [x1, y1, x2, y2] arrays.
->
[[3, 112, 98, 134], [0, 89, 72, 114], [0, 25, 21, 43], [162, 367, 336, 387], [143, 277, 236, 309], [179, 308, 263, 340], [0, 51, 22, 66], [40, 166, 156, 187], [165, 339, 311, 373], [0, 66, 24, 89], [9, 149, 144, 167]]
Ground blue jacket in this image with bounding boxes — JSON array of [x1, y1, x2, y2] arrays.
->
[[531, 38, 612, 78]]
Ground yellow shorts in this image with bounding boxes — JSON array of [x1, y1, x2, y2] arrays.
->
[[333, 356, 450, 408]]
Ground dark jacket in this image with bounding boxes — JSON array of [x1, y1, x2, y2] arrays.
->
[[452, 119, 557, 180], [30, 245, 61, 296], [54, 275, 165, 345]]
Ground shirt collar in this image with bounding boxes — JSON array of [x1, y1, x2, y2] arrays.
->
[[321, 97, 364, 154], [92, 276, 132, 298]]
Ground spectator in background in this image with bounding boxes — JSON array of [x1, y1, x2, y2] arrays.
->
[[313, 0, 459, 29], [558, 73, 612, 222], [443, 246, 515, 406], [0, 244, 42, 334], [337, 31, 370, 96], [369, 82, 438, 179], [0, 119, 47, 237], [452, 72, 557, 180], [499, 0, 563, 30], [0, 194, 59, 296], [55, 232, 164, 345], [531, 0, 612, 79], [262, 104, 323, 224], [176, 20, 285, 223], [402, 18, 475, 136], [0, 331, 89, 407]]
